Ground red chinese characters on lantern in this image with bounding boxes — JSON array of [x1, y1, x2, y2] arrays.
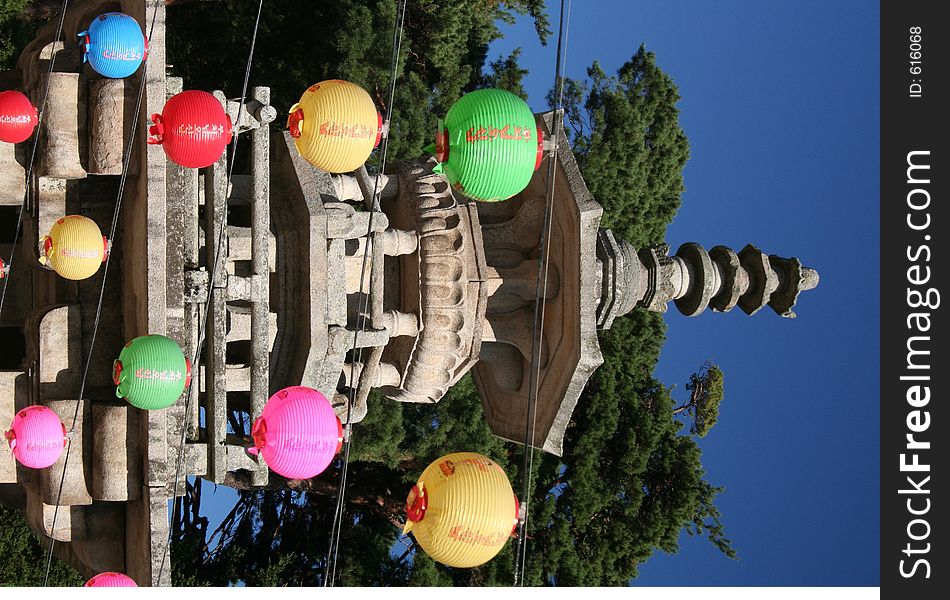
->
[[318, 121, 375, 140], [465, 124, 533, 144], [447, 525, 509, 547], [438, 455, 498, 477], [59, 247, 101, 259]]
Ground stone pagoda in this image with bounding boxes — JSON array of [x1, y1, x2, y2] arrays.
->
[[0, 0, 817, 586]]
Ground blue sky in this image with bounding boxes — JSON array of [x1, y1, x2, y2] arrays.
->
[[487, 0, 880, 586], [196, 0, 880, 587]]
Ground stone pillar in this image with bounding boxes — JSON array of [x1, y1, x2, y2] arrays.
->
[[0, 371, 25, 484], [39, 72, 85, 179], [0, 142, 25, 205], [26, 494, 83, 542], [88, 78, 134, 175], [91, 403, 142, 501], [203, 118, 228, 485], [248, 86, 271, 487], [39, 398, 93, 507]]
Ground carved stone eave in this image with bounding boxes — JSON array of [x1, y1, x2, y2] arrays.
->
[[470, 110, 604, 456]]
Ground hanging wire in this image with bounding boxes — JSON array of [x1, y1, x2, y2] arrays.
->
[[42, 0, 161, 584], [323, 0, 407, 586], [157, 0, 266, 583], [513, 0, 572, 587], [0, 0, 70, 321]]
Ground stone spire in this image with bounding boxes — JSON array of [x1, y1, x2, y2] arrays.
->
[[596, 230, 819, 329]]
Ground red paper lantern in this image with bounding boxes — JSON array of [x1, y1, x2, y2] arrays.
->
[[0, 90, 38, 143], [148, 90, 232, 168]]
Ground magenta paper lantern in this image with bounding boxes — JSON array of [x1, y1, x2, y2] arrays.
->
[[4, 405, 67, 469], [250, 386, 342, 479], [85, 572, 138, 587]]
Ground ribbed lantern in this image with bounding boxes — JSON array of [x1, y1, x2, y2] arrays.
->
[[114, 335, 191, 410], [148, 90, 232, 168], [0, 90, 38, 143], [85, 572, 138, 587], [40, 215, 108, 281], [79, 13, 146, 79], [434, 88, 543, 202], [287, 80, 382, 173], [403, 452, 519, 568], [5, 405, 67, 469], [249, 386, 342, 479]]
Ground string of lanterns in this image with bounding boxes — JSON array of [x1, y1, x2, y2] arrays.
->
[[2, 6, 546, 583]]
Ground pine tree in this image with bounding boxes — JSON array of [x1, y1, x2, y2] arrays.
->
[[166, 0, 549, 162], [0, 506, 85, 586], [559, 45, 690, 247]]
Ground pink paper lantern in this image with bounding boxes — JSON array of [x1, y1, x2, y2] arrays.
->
[[250, 386, 342, 479], [4, 405, 67, 469], [85, 572, 138, 587]]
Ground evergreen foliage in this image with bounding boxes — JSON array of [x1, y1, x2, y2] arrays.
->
[[558, 45, 690, 247], [674, 363, 725, 438], [166, 0, 549, 161], [0, 0, 38, 69], [0, 506, 85, 586]]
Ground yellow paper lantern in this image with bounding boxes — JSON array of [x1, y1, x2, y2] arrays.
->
[[404, 452, 518, 568], [287, 80, 381, 173], [40, 215, 108, 281]]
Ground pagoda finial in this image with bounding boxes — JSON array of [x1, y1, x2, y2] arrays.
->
[[596, 231, 819, 328]]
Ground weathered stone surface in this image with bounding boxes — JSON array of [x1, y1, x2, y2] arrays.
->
[[39, 72, 85, 179], [269, 131, 334, 396], [0, 142, 25, 205], [470, 112, 605, 455], [383, 157, 484, 405], [204, 138, 228, 484], [39, 399, 92, 507], [708, 245, 743, 312], [674, 242, 715, 316], [595, 229, 639, 329], [603, 239, 818, 320], [738, 243, 781, 316], [768, 255, 820, 318], [91, 403, 142, 501], [244, 86, 273, 486], [35, 176, 66, 263], [36, 305, 82, 398], [26, 493, 84, 542], [0, 371, 25, 484], [88, 78, 134, 175], [68, 501, 127, 575]]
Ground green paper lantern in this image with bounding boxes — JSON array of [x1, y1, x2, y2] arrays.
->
[[434, 88, 543, 202], [113, 335, 190, 410]]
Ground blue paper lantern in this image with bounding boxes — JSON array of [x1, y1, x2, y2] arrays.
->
[[79, 13, 146, 79]]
